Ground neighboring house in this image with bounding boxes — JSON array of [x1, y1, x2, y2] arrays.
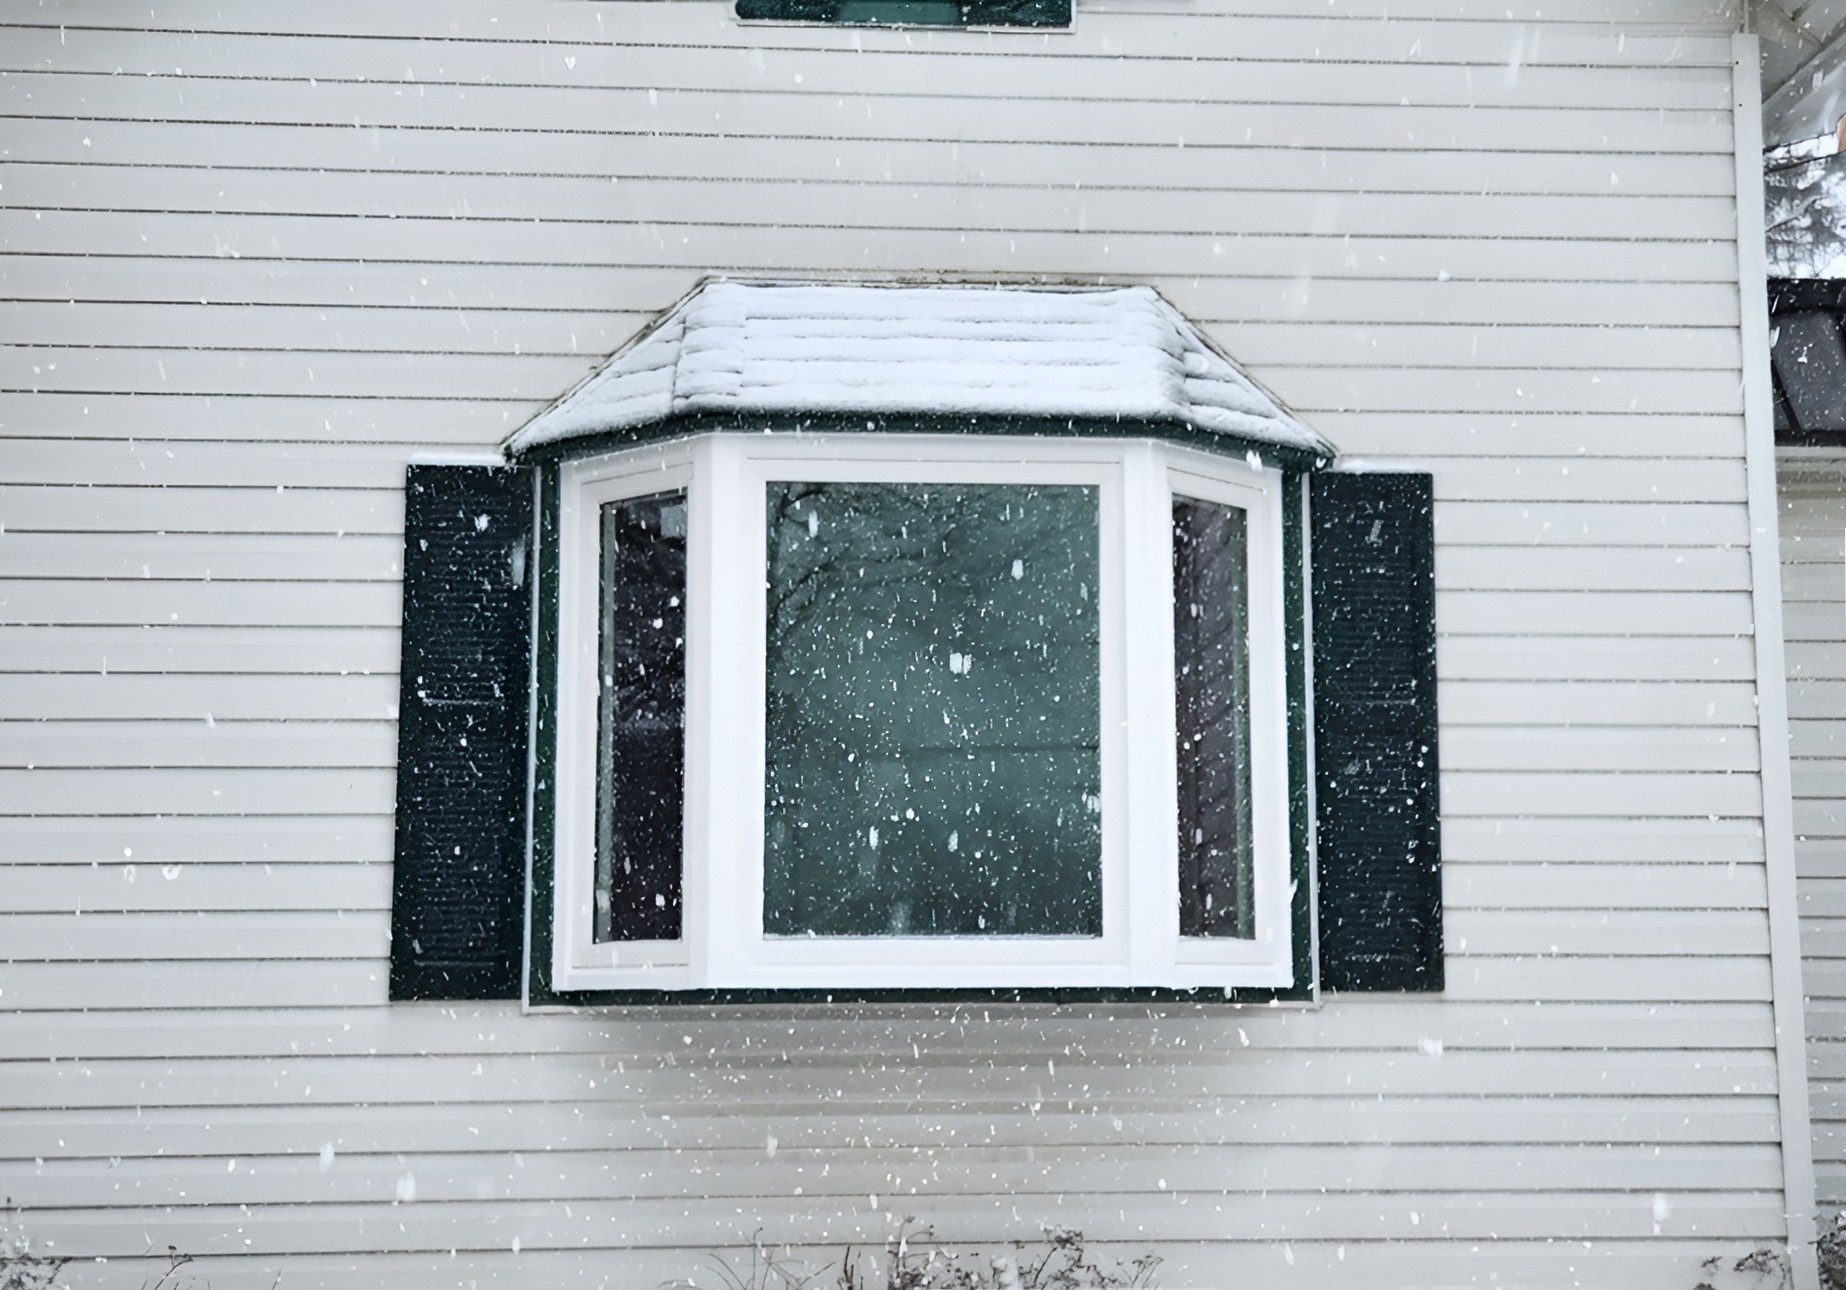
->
[[0, 3, 1821, 1288]]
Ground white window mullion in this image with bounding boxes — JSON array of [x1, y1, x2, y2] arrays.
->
[[1244, 468, 1295, 986], [680, 435, 721, 989], [552, 467, 596, 983], [698, 436, 763, 987], [1119, 443, 1179, 986]]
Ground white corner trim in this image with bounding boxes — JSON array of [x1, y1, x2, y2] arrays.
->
[[1736, 33, 1823, 1290]]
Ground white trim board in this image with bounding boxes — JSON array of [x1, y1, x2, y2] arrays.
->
[[1736, 32, 1823, 1290]]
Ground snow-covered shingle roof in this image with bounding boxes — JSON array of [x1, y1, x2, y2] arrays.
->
[[505, 281, 1332, 458]]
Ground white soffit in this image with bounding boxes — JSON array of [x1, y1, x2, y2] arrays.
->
[[505, 281, 1333, 458]]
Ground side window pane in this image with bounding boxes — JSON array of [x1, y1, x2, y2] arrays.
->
[[596, 491, 687, 942], [764, 482, 1102, 938], [1173, 496, 1255, 940]]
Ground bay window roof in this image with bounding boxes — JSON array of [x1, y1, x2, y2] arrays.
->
[[504, 280, 1335, 459]]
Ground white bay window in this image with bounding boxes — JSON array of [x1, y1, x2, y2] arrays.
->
[[552, 434, 1293, 992], [388, 282, 1443, 1007]]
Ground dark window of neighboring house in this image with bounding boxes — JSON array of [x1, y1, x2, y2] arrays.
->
[[735, 0, 1071, 27]]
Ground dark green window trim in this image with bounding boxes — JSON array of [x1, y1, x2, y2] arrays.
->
[[523, 428, 1318, 1008], [510, 412, 1328, 476], [736, 0, 1071, 27]]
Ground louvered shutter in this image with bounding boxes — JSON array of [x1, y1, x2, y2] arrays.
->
[[389, 463, 535, 1001], [1309, 471, 1443, 992]]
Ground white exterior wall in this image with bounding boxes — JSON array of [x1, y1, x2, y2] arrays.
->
[[0, 2, 1805, 1285], [1781, 461, 1846, 1210]]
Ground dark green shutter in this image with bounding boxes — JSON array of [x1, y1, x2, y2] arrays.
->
[[390, 463, 535, 1001], [1309, 471, 1443, 992]]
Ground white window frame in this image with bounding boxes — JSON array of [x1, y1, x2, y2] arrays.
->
[[551, 433, 1293, 993]]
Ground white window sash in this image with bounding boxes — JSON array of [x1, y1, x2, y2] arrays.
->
[[551, 434, 1294, 993]]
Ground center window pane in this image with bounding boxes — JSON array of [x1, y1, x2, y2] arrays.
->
[[763, 481, 1102, 938]]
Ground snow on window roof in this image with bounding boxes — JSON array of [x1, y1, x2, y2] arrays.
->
[[505, 281, 1333, 458]]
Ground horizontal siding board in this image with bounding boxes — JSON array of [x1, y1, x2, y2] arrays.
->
[[0, 959, 385, 1010], [1430, 459, 1746, 503], [1795, 768, 1846, 799], [0, 1191, 1788, 1257], [1797, 964, 1846, 1006], [1791, 720, 1846, 758], [1270, 368, 1744, 417], [11, 353, 1761, 417], [0, 484, 403, 535], [1440, 956, 1771, 1002], [2, 911, 387, 961], [0, 243, 1743, 313], [1444, 863, 1767, 909], [0, 675, 398, 720], [1435, 545, 1750, 592], [0, 1246, 1777, 1290], [0, 581, 404, 628], [1441, 816, 1764, 864], [1440, 771, 1762, 818], [0, 721, 396, 770], [0, 444, 1750, 500], [1772, 561, 1846, 602], [0, 4, 1741, 52], [1437, 637, 1756, 682], [1785, 602, 1846, 643], [1433, 500, 1749, 546], [1435, 681, 1759, 727], [1799, 881, 1846, 915], [0, 955, 1772, 1012], [0, 122, 1744, 195], [0, 72, 1735, 153], [0, 532, 402, 582], [1787, 645, 1846, 682], [0, 159, 1744, 239], [1320, 418, 1747, 460], [1, 346, 589, 402], [0, 1144, 1783, 1210], [1798, 854, 1846, 881], [0, 768, 395, 816], [0, 863, 392, 912], [0, 1000, 1778, 1061], [1800, 919, 1846, 959], [0, 1049, 1780, 1109], [0, 1094, 1783, 1160], [1776, 682, 1846, 719], [0, 301, 652, 364], [1441, 727, 1758, 772], [1439, 591, 1754, 636], [0, 229, 1746, 328], [0, 440, 415, 487], [0, 815, 392, 864], [1453, 909, 1768, 957], [0, 35, 1739, 110], [0, 304, 1746, 375], [0, 392, 527, 445], [0, 630, 401, 676]]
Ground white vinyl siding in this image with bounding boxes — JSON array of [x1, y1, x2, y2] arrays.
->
[[0, 1, 1796, 1285], [1781, 461, 1846, 1208]]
